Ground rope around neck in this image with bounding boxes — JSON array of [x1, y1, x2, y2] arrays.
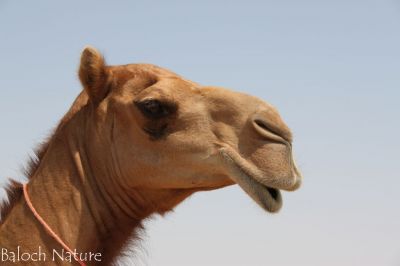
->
[[23, 183, 87, 266]]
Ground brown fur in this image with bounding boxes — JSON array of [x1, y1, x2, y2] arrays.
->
[[0, 47, 301, 265]]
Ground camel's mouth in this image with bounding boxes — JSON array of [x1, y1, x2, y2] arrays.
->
[[241, 178, 283, 213], [219, 148, 283, 213]]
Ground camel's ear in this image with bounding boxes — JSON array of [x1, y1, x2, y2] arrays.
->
[[79, 46, 109, 104]]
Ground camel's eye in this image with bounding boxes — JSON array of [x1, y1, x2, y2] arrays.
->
[[136, 99, 175, 119]]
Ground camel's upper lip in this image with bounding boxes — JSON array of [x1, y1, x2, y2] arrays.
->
[[219, 148, 283, 213]]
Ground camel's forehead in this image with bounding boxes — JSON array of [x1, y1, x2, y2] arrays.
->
[[113, 64, 190, 81], [110, 63, 198, 92], [128, 64, 179, 76]]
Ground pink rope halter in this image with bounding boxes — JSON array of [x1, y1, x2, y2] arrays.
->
[[23, 183, 87, 266]]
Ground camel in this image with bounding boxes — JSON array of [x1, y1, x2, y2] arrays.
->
[[0, 47, 302, 265]]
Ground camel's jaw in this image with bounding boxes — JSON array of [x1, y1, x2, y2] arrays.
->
[[219, 148, 283, 213], [224, 159, 283, 212], [235, 175, 283, 213]]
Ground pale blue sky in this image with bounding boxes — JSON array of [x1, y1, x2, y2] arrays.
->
[[1, 1, 399, 265]]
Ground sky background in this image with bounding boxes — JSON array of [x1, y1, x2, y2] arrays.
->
[[0, 1, 399, 265]]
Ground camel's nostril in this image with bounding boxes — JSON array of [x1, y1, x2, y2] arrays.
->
[[251, 112, 292, 143], [254, 119, 284, 140], [254, 119, 271, 132], [252, 118, 288, 144], [251, 110, 293, 143]]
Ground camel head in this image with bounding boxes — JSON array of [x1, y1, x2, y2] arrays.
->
[[78, 47, 302, 214]]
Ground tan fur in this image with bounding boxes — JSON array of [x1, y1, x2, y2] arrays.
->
[[0, 47, 302, 265]]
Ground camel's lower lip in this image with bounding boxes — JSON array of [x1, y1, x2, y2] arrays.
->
[[246, 177, 282, 213], [219, 149, 283, 213], [263, 187, 282, 213]]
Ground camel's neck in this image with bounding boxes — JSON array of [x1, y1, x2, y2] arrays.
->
[[0, 104, 196, 265], [0, 110, 145, 265]]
